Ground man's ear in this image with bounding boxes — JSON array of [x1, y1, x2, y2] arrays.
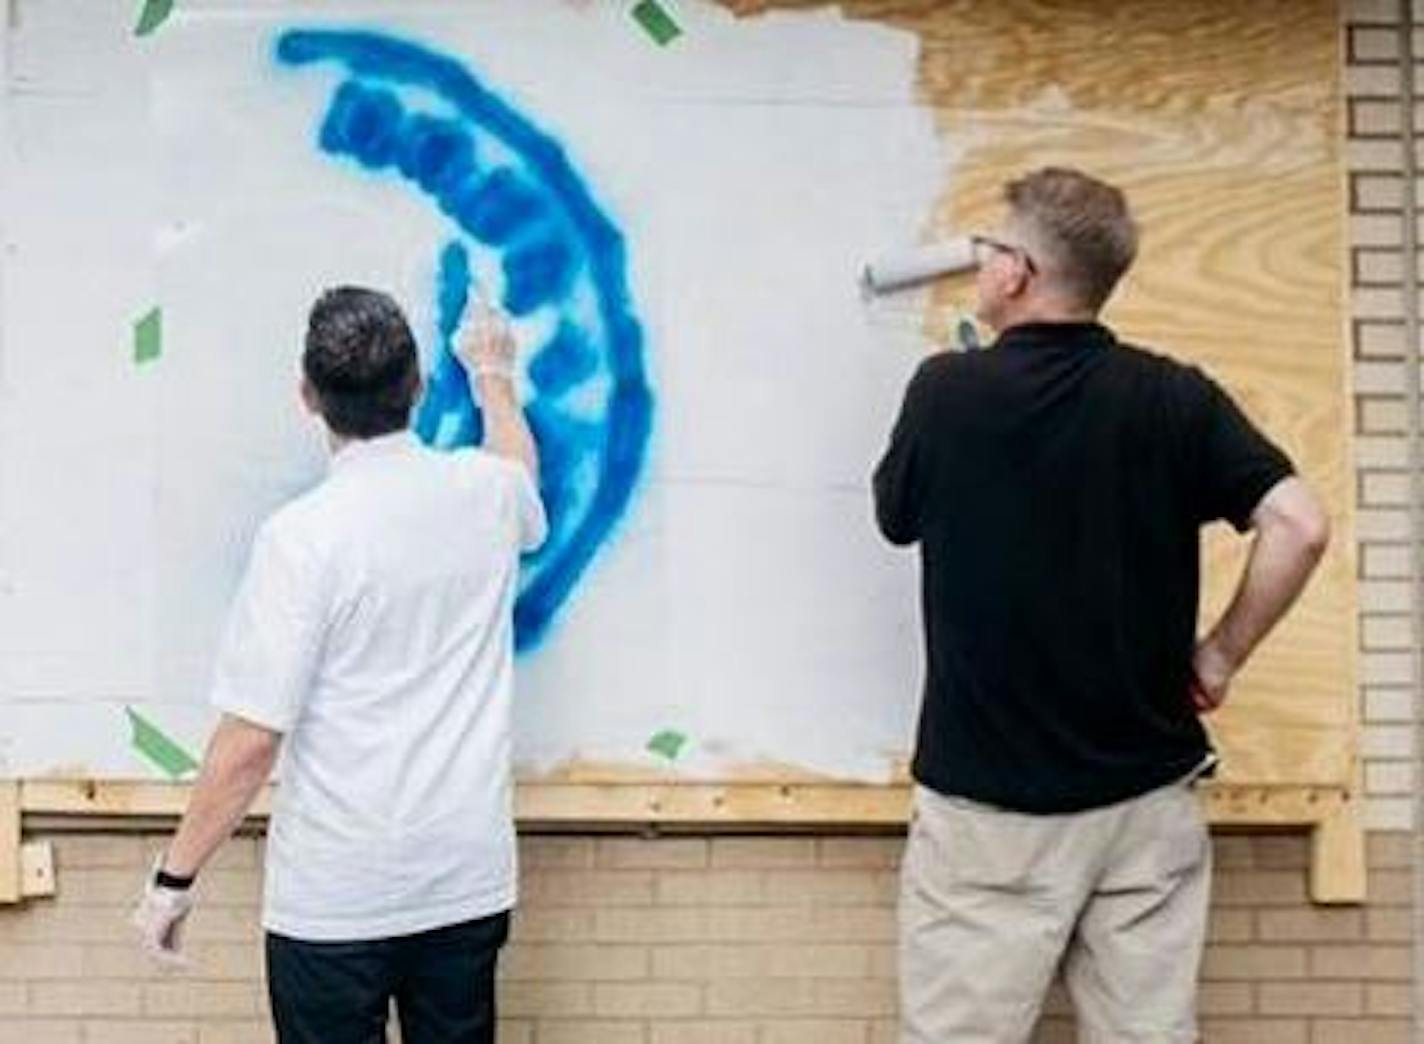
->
[[299, 377, 322, 418]]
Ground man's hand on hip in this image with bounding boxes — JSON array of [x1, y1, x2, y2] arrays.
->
[[1189, 636, 1237, 714]]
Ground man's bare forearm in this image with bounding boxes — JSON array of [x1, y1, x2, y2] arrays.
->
[[1203, 477, 1329, 671], [163, 715, 280, 878], [477, 374, 539, 479]]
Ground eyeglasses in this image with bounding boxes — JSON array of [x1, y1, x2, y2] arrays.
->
[[971, 234, 1038, 277]]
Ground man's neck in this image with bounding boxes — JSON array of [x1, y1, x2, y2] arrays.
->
[[993, 301, 1099, 334]]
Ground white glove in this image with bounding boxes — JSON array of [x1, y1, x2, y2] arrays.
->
[[132, 857, 195, 971]]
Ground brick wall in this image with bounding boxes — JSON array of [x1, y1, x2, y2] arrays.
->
[[0, 0, 1417, 1041], [0, 830, 1411, 1042]]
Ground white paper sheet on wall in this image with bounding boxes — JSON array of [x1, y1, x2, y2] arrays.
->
[[1, 0, 947, 782]]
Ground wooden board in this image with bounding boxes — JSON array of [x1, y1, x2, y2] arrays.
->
[[13, 777, 1364, 903], [712, 0, 1356, 791]]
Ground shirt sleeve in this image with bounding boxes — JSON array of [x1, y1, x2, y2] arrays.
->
[[1187, 368, 1296, 532], [873, 358, 938, 546], [208, 521, 329, 733], [490, 456, 549, 553]]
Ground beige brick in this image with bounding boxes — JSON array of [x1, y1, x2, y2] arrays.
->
[[1253, 835, 1310, 870], [0, 984, 28, 1016], [595, 907, 709, 944], [1208, 908, 1256, 943], [761, 1022, 870, 1044], [1352, 99, 1403, 135], [1258, 907, 1364, 942], [502, 943, 649, 982], [538, 1023, 646, 1044], [699, 907, 822, 943], [1351, 214, 1405, 248], [29, 982, 143, 1018], [1358, 397, 1410, 433], [649, 1023, 757, 1044], [1355, 247, 1404, 282], [498, 1019, 536, 1044], [519, 837, 596, 869], [761, 871, 894, 906], [813, 979, 896, 1017], [653, 943, 870, 981], [1200, 1020, 1307, 1044], [596, 839, 709, 871], [1365, 761, 1414, 797], [1360, 542, 1412, 576], [710, 839, 818, 869], [1212, 870, 1309, 907], [1356, 509, 1412, 543], [655, 871, 764, 906], [1366, 832, 1414, 867], [1346, 64, 1401, 97], [1212, 835, 1257, 869], [1355, 435, 1409, 469], [1198, 981, 1254, 1016], [1351, 290, 1405, 324], [1360, 470, 1411, 505], [1365, 982, 1412, 1016], [1310, 1019, 1412, 1044], [509, 907, 596, 943], [1352, 26, 1402, 61], [498, 982, 593, 1019], [1354, 176, 1405, 214], [817, 838, 900, 869], [1349, 138, 1407, 173], [0, 943, 86, 980], [1259, 982, 1364, 1016], [521, 870, 656, 906], [1362, 723, 1414, 758], [1202, 944, 1308, 980], [1361, 613, 1413, 648], [194, 1022, 273, 1044], [1366, 907, 1413, 941], [1346, 0, 1402, 22], [142, 983, 263, 1019], [1309, 944, 1412, 980], [593, 982, 703, 1018], [1365, 796, 1414, 832], [1360, 579, 1415, 614], [0, 1021, 82, 1044], [1363, 685, 1414, 722], [83, 1023, 198, 1044], [705, 979, 819, 1017], [1361, 649, 1415, 684]]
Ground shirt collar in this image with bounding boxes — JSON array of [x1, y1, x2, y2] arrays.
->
[[993, 321, 1115, 351], [329, 429, 422, 473]]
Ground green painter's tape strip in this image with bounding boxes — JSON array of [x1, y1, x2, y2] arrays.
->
[[647, 729, 688, 761], [134, 0, 175, 37], [134, 307, 162, 365], [126, 707, 199, 779], [631, 0, 682, 47]]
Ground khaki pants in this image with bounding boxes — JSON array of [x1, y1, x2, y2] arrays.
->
[[899, 779, 1211, 1044]]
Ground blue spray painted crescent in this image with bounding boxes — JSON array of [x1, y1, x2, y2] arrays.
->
[[275, 29, 654, 651]]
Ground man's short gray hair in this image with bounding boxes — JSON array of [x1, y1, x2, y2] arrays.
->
[[1006, 167, 1138, 312]]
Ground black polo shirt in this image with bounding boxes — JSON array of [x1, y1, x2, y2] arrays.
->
[[873, 322, 1294, 814]]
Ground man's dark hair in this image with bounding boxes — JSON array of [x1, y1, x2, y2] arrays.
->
[[303, 286, 420, 439]]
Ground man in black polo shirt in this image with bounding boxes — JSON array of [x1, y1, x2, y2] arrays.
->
[[875, 167, 1329, 1043]]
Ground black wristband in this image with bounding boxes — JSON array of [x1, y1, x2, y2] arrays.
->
[[154, 868, 195, 891]]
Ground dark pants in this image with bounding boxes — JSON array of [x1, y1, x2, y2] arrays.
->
[[266, 911, 510, 1044]]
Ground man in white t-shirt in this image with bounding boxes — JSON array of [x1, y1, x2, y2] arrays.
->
[[132, 285, 546, 1044]]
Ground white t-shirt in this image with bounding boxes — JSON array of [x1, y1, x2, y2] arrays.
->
[[209, 431, 547, 942]]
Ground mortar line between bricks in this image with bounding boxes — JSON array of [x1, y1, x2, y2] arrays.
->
[[1395, 3, 1424, 1043]]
